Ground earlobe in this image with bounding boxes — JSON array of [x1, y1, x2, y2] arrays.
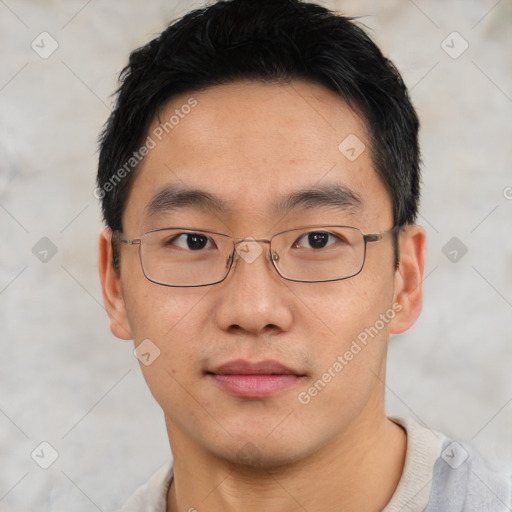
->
[[98, 226, 133, 340], [389, 224, 426, 335]]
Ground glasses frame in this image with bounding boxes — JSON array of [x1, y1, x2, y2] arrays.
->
[[112, 224, 402, 287]]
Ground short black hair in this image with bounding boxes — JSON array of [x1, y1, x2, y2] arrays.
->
[[97, 0, 421, 270]]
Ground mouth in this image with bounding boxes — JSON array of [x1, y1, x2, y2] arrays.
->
[[206, 359, 306, 399]]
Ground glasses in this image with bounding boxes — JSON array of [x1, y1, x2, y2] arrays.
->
[[113, 225, 400, 287]]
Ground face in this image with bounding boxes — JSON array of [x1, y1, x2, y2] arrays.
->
[[100, 80, 423, 468]]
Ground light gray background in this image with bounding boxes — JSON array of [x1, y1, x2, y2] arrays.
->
[[0, 0, 511, 510]]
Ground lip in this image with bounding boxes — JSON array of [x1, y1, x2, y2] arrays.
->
[[210, 359, 301, 376], [206, 359, 306, 399]]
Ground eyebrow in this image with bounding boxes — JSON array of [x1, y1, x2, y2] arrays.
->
[[145, 182, 362, 218], [146, 185, 229, 217], [273, 183, 362, 215]]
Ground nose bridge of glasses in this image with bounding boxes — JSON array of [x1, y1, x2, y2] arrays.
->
[[229, 236, 278, 269], [233, 237, 271, 246]]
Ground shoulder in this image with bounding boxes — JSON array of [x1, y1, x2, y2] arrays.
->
[[426, 439, 512, 511], [117, 462, 174, 512], [389, 416, 512, 512]]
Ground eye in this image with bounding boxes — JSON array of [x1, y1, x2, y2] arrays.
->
[[168, 232, 216, 251], [292, 231, 339, 250]]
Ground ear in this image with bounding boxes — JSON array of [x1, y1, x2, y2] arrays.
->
[[389, 224, 426, 335], [98, 226, 133, 340]]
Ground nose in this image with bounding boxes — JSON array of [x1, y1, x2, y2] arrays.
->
[[214, 238, 294, 335]]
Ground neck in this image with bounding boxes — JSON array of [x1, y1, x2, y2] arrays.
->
[[166, 406, 406, 512]]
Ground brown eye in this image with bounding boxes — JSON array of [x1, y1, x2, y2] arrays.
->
[[293, 231, 336, 250], [169, 233, 214, 250]]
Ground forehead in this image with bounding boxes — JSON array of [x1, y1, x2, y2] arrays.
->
[[123, 80, 392, 232]]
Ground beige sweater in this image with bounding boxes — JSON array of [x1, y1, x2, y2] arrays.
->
[[118, 416, 511, 511]]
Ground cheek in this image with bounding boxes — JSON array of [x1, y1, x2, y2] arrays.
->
[[122, 280, 215, 386], [296, 274, 395, 389], [123, 284, 215, 414], [123, 275, 209, 339], [298, 270, 394, 345], [291, 284, 393, 439]]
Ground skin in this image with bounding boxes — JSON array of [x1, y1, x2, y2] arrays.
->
[[98, 80, 426, 512]]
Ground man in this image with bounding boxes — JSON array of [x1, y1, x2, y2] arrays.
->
[[96, 0, 511, 510]]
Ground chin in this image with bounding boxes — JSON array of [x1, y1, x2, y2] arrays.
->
[[208, 434, 319, 470]]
